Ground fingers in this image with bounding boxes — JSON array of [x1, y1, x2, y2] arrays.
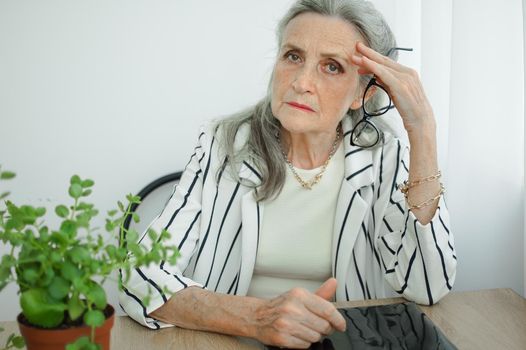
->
[[351, 54, 399, 89], [302, 294, 346, 332], [314, 277, 337, 301], [292, 324, 325, 344], [355, 41, 409, 72], [256, 287, 347, 348], [301, 313, 333, 335]]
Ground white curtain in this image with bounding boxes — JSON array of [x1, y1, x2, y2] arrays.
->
[[383, 0, 525, 295], [442, 0, 524, 295]]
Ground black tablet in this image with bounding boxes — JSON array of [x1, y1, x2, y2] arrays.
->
[[267, 302, 457, 349]]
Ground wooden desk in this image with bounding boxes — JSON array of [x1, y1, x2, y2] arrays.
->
[[1, 289, 525, 349]]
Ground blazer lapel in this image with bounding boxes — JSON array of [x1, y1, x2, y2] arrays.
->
[[332, 117, 375, 300]]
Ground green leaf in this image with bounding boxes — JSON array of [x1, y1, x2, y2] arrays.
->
[[0, 191, 10, 200], [86, 281, 107, 309], [132, 213, 140, 223], [65, 336, 91, 350], [55, 205, 70, 218], [89, 260, 100, 274], [107, 209, 117, 217], [82, 189, 92, 197], [0, 171, 15, 180], [83, 309, 105, 327], [76, 212, 91, 228], [20, 289, 66, 328], [48, 276, 70, 300], [117, 201, 124, 212], [50, 251, 62, 263], [35, 207, 46, 217], [51, 231, 69, 245], [22, 268, 39, 284], [70, 175, 81, 185], [105, 245, 117, 259], [39, 226, 50, 241], [72, 277, 89, 295], [61, 261, 81, 281], [126, 194, 141, 204], [76, 202, 92, 211], [126, 229, 139, 244], [105, 219, 115, 232], [68, 292, 85, 321], [60, 220, 77, 238], [70, 246, 90, 265], [147, 229, 158, 242], [12, 335, 26, 348], [69, 183, 83, 199], [81, 179, 95, 188], [40, 267, 55, 287]]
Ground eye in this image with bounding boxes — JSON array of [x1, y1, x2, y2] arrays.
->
[[324, 61, 343, 74], [284, 51, 301, 63]]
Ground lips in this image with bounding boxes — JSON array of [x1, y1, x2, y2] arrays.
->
[[286, 101, 315, 112]]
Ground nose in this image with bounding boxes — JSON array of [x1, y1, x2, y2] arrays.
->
[[291, 65, 316, 94]]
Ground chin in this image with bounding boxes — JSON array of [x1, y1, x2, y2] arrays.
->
[[278, 118, 317, 135]]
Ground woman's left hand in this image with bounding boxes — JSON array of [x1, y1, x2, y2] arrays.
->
[[350, 42, 435, 137]]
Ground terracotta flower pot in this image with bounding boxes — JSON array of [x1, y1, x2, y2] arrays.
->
[[17, 304, 115, 350]]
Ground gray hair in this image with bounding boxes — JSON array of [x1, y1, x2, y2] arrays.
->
[[215, 0, 398, 201]]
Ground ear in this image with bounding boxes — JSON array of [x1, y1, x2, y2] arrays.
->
[[349, 85, 377, 111]]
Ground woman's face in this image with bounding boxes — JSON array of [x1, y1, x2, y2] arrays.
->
[[271, 12, 365, 135]]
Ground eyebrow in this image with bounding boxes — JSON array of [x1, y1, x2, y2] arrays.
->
[[281, 43, 350, 64]]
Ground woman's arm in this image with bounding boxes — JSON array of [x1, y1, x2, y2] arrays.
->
[[406, 121, 441, 224], [352, 42, 443, 225], [373, 137, 456, 305], [150, 279, 346, 349]]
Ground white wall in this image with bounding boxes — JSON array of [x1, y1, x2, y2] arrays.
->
[[0, 0, 524, 321], [0, 0, 293, 321], [447, 0, 524, 294]]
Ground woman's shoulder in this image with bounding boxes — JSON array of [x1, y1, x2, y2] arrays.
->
[[193, 118, 252, 162], [198, 118, 251, 151]]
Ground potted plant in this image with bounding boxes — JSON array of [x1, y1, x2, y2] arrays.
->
[[0, 166, 179, 350]]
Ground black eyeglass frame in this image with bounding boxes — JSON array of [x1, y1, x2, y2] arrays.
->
[[350, 47, 413, 148]]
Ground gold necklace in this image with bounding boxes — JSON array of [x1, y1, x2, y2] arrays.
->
[[278, 125, 341, 190]]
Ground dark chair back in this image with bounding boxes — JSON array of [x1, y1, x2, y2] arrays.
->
[[122, 172, 182, 238]]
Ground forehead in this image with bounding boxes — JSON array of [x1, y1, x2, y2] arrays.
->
[[282, 12, 364, 54]]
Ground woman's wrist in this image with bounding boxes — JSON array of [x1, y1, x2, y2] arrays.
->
[[406, 116, 436, 143], [238, 296, 267, 339]]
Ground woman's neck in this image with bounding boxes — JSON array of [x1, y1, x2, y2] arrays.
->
[[280, 126, 341, 170]]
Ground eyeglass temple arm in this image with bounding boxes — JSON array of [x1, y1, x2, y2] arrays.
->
[[386, 47, 413, 57]]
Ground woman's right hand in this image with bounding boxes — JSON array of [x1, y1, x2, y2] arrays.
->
[[251, 278, 347, 349]]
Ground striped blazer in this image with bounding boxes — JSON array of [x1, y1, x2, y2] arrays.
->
[[120, 117, 457, 329]]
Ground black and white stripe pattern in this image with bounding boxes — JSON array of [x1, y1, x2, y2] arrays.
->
[[120, 119, 457, 329]]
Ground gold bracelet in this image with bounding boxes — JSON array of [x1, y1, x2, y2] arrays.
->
[[405, 183, 445, 210], [398, 170, 441, 194]]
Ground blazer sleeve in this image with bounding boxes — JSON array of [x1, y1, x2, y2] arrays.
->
[[374, 136, 457, 305], [119, 125, 212, 329]]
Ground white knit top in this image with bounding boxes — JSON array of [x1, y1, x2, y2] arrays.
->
[[246, 143, 344, 299]]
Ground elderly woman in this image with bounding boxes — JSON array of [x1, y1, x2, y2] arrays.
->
[[120, 0, 456, 348]]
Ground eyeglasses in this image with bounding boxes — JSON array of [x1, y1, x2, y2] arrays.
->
[[350, 47, 413, 148]]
